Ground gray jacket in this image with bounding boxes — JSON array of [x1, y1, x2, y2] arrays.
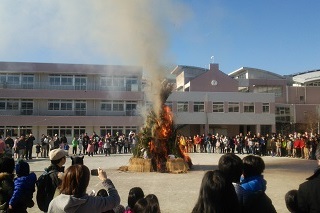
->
[[47, 179, 120, 213]]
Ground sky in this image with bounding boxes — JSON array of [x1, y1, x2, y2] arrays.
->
[[0, 0, 320, 76]]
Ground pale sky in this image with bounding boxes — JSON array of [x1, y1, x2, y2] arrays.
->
[[1, 0, 319, 75]]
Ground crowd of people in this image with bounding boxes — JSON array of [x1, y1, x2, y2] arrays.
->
[[178, 131, 320, 160], [0, 130, 319, 212]]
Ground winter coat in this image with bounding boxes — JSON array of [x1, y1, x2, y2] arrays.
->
[[298, 167, 320, 213], [0, 173, 14, 212], [9, 173, 36, 212], [48, 179, 120, 213]]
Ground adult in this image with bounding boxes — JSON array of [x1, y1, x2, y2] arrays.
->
[[0, 136, 6, 157], [0, 157, 15, 211], [192, 170, 240, 213], [25, 133, 35, 160], [48, 165, 120, 212], [298, 143, 320, 213], [41, 134, 49, 158], [37, 148, 67, 212], [16, 135, 26, 160]]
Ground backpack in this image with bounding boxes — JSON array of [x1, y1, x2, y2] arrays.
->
[[36, 170, 55, 212]]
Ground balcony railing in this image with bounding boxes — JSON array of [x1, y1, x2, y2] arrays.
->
[[0, 82, 140, 92]]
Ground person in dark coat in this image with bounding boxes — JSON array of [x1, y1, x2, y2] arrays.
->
[[0, 157, 14, 212], [298, 143, 320, 213], [25, 133, 35, 160]]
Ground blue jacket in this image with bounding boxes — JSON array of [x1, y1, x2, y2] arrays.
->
[[9, 172, 36, 209]]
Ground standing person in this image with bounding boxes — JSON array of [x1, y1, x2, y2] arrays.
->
[[4, 136, 14, 157], [71, 137, 78, 155], [16, 135, 26, 160], [0, 136, 6, 158], [104, 136, 111, 157], [41, 134, 49, 158], [78, 134, 83, 155], [35, 143, 41, 159], [87, 139, 94, 157], [0, 156, 15, 211], [192, 170, 240, 213], [298, 144, 320, 213], [48, 166, 120, 213], [9, 160, 37, 212], [36, 148, 67, 212], [25, 133, 35, 160], [82, 133, 90, 155]]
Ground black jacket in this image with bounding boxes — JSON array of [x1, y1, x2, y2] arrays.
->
[[298, 167, 320, 213]]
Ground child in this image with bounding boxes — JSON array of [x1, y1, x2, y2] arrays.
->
[[64, 143, 70, 156], [9, 160, 37, 213], [239, 155, 276, 213], [285, 189, 299, 213], [35, 143, 41, 158], [125, 187, 144, 213], [98, 139, 103, 154]]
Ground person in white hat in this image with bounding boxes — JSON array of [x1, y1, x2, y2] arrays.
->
[[36, 149, 67, 212]]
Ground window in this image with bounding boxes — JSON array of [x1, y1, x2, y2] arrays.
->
[[21, 99, 33, 115], [7, 74, 20, 85], [262, 103, 270, 113], [61, 76, 73, 86], [100, 77, 112, 87], [7, 99, 19, 110], [244, 102, 254, 113], [48, 100, 61, 111], [73, 126, 86, 138], [113, 101, 124, 111], [126, 77, 138, 91], [0, 99, 5, 110], [61, 100, 73, 110], [75, 100, 86, 115], [177, 102, 188, 112], [276, 106, 290, 115], [49, 75, 73, 86], [212, 102, 224, 112], [101, 101, 112, 111], [194, 102, 204, 112], [228, 102, 239, 112], [113, 77, 124, 87], [253, 86, 283, 97], [126, 101, 137, 115], [21, 74, 34, 89], [75, 76, 87, 90], [49, 75, 61, 85]]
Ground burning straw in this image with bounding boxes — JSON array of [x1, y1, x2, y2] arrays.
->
[[129, 81, 192, 173]]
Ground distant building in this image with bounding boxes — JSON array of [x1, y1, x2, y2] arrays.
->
[[0, 62, 144, 141], [167, 64, 275, 137]]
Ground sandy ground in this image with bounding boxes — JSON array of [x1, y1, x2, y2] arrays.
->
[[26, 152, 316, 213]]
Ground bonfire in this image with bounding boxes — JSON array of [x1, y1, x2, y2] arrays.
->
[[128, 81, 192, 173]]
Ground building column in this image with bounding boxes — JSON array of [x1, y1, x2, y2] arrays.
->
[[256, 124, 261, 135], [271, 124, 276, 133]]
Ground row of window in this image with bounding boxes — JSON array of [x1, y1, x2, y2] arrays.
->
[[175, 102, 270, 113], [0, 73, 139, 91]]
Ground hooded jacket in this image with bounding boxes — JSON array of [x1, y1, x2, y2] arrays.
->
[[48, 179, 120, 213]]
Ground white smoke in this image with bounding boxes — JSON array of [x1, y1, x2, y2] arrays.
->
[[0, 0, 192, 118]]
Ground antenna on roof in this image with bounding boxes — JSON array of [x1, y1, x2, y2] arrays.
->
[[211, 56, 214, 63]]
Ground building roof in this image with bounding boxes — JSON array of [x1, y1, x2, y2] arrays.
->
[[229, 67, 285, 79], [291, 69, 320, 83], [171, 65, 208, 76], [0, 61, 142, 75]]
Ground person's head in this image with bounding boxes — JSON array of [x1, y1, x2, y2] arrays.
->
[[96, 189, 108, 197], [133, 198, 148, 213], [242, 155, 265, 178], [59, 164, 90, 198], [49, 148, 67, 166], [128, 187, 145, 209], [71, 155, 84, 165], [285, 189, 299, 213], [316, 143, 320, 166], [0, 156, 15, 174], [192, 170, 238, 213], [145, 194, 160, 213], [218, 153, 243, 183], [15, 160, 30, 177]]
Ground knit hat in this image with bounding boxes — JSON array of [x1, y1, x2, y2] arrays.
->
[[49, 148, 67, 161], [15, 160, 30, 177]]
